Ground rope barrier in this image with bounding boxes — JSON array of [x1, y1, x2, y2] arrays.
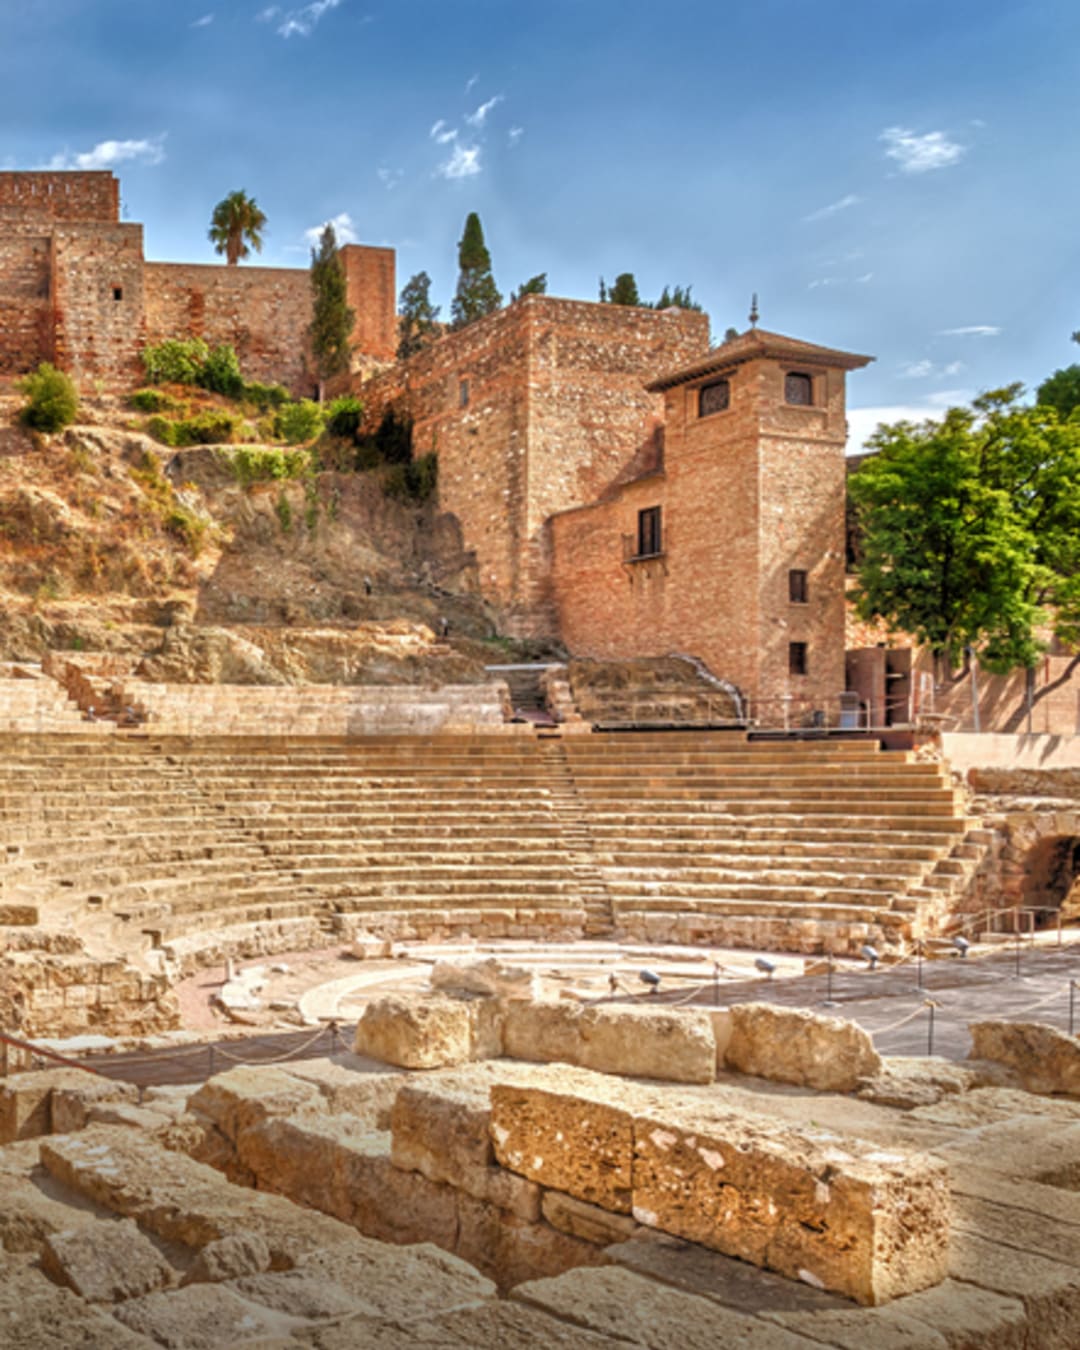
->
[[212, 1023, 331, 1066], [870, 1001, 935, 1037]]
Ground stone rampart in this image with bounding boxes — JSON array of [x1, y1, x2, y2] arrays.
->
[[0, 171, 119, 222]]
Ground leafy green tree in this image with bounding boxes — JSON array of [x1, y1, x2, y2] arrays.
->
[[1037, 365, 1080, 421], [653, 284, 702, 312], [18, 363, 78, 432], [208, 190, 267, 266], [308, 224, 355, 400], [600, 273, 641, 306], [450, 213, 502, 329], [512, 273, 547, 301], [397, 271, 441, 359], [849, 387, 1080, 671]]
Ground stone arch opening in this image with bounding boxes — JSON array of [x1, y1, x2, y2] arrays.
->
[[1020, 833, 1080, 925]]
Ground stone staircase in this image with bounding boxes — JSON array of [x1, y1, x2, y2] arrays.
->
[[0, 672, 109, 734], [0, 730, 975, 983]]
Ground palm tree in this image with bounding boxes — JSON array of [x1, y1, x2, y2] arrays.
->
[[208, 190, 267, 266]]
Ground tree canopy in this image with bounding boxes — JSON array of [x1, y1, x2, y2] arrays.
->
[[208, 190, 267, 266], [849, 386, 1080, 671], [450, 212, 502, 329], [308, 224, 355, 397], [600, 273, 641, 306], [397, 271, 441, 360], [511, 273, 548, 300], [1037, 365, 1080, 421]]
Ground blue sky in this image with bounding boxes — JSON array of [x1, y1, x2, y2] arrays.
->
[[2, 0, 1077, 447]]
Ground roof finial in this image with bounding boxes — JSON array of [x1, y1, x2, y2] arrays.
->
[[749, 293, 759, 329]]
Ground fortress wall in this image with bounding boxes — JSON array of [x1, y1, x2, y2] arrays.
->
[[0, 171, 119, 223], [359, 298, 709, 636], [144, 262, 314, 394], [341, 244, 397, 364], [0, 234, 51, 373], [52, 223, 146, 385]]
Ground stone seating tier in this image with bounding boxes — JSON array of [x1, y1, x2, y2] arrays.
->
[[0, 732, 971, 969]]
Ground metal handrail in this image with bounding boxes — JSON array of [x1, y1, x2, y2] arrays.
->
[[0, 1029, 108, 1079]]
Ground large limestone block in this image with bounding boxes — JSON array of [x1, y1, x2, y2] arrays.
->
[[39, 1125, 357, 1265], [41, 1218, 174, 1303], [514, 1266, 825, 1350], [238, 1113, 461, 1248], [454, 1191, 609, 1291], [0, 1067, 106, 1143], [502, 1000, 717, 1084], [279, 1057, 407, 1127], [0, 1169, 101, 1254], [296, 1301, 627, 1348], [490, 1070, 645, 1213], [187, 1064, 323, 1141], [112, 1283, 301, 1348], [724, 1003, 882, 1092], [51, 1077, 141, 1134], [183, 1231, 272, 1285], [969, 1020, 1080, 1097], [947, 1230, 1080, 1350], [353, 994, 476, 1069], [631, 1105, 951, 1305], [0, 1258, 157, 1350], [541, 1191, 643, 1248], [390, 1067, 544, 1221], [578, 1004, 716, 1084]]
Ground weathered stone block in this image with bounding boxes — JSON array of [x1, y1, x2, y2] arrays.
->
[[41, 1218, 174, 1303], [431, 957, 538, 1000], [390, 1072, 542, 1221], [502, 999, 582, 1064], [541, 1191, 643, 1247], [631, 1105, 951, 1305], [969, 1020, 1080, 1098], [182, 1231, 272, 1285], [0, 1067, 99, 1143], [490, 1072, 640, 1213], [353, 993, 475, 1069], [187, 1065, 323, 1142], [724, 1003, 882, 1091]]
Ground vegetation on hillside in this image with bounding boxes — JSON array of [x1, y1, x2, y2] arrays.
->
[[308, 223, 355, 398], [18, 363, 79, 432]]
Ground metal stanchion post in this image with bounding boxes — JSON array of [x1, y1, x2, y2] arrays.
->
[[915, 941, 924, 992], [1014, 930, 1022, 979], [926, 1000, 936, 1056], [827, 955, 834, 1004], [712, 963, 721, 1007]]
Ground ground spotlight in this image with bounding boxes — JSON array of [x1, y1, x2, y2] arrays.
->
[[754, 956, 776, 978], [861, 944, 880, 971], [952, 935, 970, 958], [638, 968, 661, 992]]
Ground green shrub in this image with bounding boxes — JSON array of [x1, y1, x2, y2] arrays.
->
[[146, 415, 177, 447], [383, 451, 437, 503], [275, 491, 293, 532], [165, 506, 209, 556], [225, 445, 311, 487], [130, 388, 183, 414], [200, 344, 244, 398], [325, 395, 363, 438], [370, 408, 413, 465], [141, 337, 210, 386], [177, 409, 244, 445], [243, 381, 291, 413], [275, 399, 324, 445], [19, 363, 79, 433]]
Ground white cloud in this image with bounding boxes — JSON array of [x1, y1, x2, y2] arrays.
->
[[880, 126, 966, 174], [927, 388, 974, 408], [803, 193, 861, 223], [191, 13, 214, 27], [808, 270, 872, 290], [304, 211, 358, 246], [43, 136, 166, 171], [847, 404, 947, 453], [377, 167, 403, 191], [508, 126, 524, 147], [937, 325, 1001, 337], [256, 7, 280, 21], [436, 143, 481, 179], [465, 94, 503, 128], [465, 74, 479, 95], [899, 358, 967, 380], [430, 119, 458, 145], [271, 0, 342, 38]]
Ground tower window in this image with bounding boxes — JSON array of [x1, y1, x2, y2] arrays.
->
[[637, 506, 662, 558], [698, 378, 730, 418], [785, 372, 814, 405], [789, 569, 808, 603], [112, 286, 123, 302], [789, 642, 808, 676]]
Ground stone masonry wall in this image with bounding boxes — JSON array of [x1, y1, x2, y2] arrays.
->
[[359, 297, 709, 636], [0, 171, 119, 223], [53, 224, 146, 385]]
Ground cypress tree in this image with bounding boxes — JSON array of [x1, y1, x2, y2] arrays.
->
[[450, 213, 502, 329], [397, 271, 441, 359], [308, 224, 355, 400]]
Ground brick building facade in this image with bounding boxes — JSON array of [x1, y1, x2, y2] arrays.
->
[[0, 170, 395, 391]]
